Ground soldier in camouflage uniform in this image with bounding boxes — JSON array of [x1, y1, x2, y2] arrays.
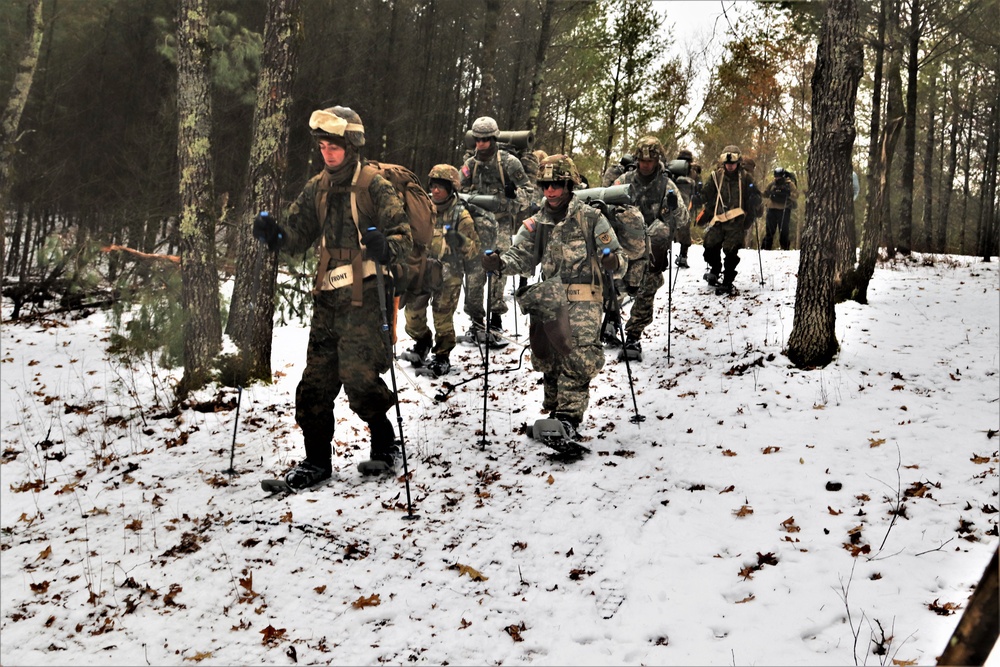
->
[[482, 155, 626, 438], [671, 148, 702, 268], [252, 106, 412, 488], [400, 165, 480, 377], [460, 116, 533, 346], [697, 145, 762, 295], [613, 136, 689, 360]]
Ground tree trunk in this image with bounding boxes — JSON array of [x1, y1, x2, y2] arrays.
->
[[896, 0, 920, 255], [786, 0, 862, 368], [958, 91, 975, 255], [883, 0, 905, 257], [227, 0, 302, 385], [921, 71, 936, 252], [0, 0, 45, 282], [937, 548, 999, 666], [979, 91, 999, 261], [938, 67, 961, 254], [175, 0, 222, 399], [475, 0, 501, 117], [526, 0, 555, 136]]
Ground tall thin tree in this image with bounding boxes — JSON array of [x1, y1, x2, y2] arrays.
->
[[176, 0, 222, 398]]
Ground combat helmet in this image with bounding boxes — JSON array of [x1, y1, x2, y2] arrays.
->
[[428, 164, 461, 193], [677, 148, 694, 162], [537, 154, 582, 189], [471, 116, 500, 139], [633, 136, 665, 162], [720, 145, 741, 164], [309, 106, 365, 148]]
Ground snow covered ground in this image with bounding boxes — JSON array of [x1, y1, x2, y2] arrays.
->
[[1, 249, 997, 666]]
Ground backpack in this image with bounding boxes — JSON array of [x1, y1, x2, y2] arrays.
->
[[311, 160, 434, 304], [458, 198, 498, 256], [327, 160, 436, 299]]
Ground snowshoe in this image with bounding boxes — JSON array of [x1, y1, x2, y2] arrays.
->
[[399, 334, 432, 367], [357, 446, 400, 476], [415, 355, 451, 378], [675, 254, 689, 268], [703, 271, 719, 286], [715, 283, 735, 296], [261, 478, 296, 494], [531, 418, 590, 461], [458, 321, 489, 346], [618, 336, 642, 362], [275, 460, 332, 492]]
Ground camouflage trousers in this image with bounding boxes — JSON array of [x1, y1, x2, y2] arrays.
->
[[464, 215, 512, 321], [534, 300, 605, 424], [295, 284, 394, 464], [703, 220, 745, 283], [403, 275, 463, 357], [622, 258, 665, 340]]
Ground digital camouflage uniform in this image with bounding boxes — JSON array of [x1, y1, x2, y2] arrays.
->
[[613, 162, 689, 341], [279, 161, 411, 467], [460, 148, 532, 321], [498, 197, 626, 426], [403, 194, 480, 357], [700, 157, 760, 287]]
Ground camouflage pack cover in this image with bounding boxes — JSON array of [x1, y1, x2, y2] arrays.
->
[[611, 205, 646, 261], [515, 273, 566, 323]]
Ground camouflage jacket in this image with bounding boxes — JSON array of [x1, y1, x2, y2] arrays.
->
[[281, 163, 411, 265], [459, 149, 533, 218], [613, 166, 690, 232], [430, 195, 479, 269], [501, 197, 627, 285]]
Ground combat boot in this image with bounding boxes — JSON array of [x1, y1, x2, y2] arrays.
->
[[400, 332, 432, 367]]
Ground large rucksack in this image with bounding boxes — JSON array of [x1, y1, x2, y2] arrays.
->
[[313, 160, 435, 301]]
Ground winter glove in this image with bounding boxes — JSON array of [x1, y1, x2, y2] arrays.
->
[[525, 202, 541, 216], [504, 181, 517, 199], [482, 250, 503, 273], [445, 225, 465, 251], [600, 247, 619, 272], [666, 189, 679, 211], [361, 227, 390, 264], [253, 211, 284, 250]]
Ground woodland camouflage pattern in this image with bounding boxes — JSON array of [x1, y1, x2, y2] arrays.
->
[[498, 197, 626, 423], [280, 167, 411, 464]]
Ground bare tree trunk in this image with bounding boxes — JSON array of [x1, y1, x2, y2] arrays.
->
[[0, 0, 45, 282], [938, 67, 961, 254], [176, 0, 222, 399], [921, 71, 936, 252], [475, 0, 501, 117], [526, 0, 555, 136], [786, 0, 862, 368], [897, 0, 920, 255], [227, 0, 302, 385], [979, 90, 999, 261], [958, 92, 975, 255], [937, 548, 999, 666], [883, 0, 905, 257]]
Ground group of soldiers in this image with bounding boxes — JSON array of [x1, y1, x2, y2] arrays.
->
[[252, 105, 799, 488]]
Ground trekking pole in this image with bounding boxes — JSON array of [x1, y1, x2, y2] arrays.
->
[[229, 219, 271, 475], [749, 184, 765, 286], [665, 244, 673, 365], [603, 249, 645, 424], [479, 252, 496, 449], [511, 276, 521, 339], [369, 229, 418, 521]]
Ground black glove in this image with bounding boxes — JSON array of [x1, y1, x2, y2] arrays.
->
[[253, 211, 284, 250], [445, 225, 464, 251], [600, 248, 619, 272], [504, 181, 517, 199], [361, 227, 390, 264], [666, 189, 678, 211], [482, 250, 503, 273], [526, 202, 541, 216]]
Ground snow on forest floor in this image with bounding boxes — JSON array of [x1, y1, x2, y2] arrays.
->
[[1, 249, 997, 666]]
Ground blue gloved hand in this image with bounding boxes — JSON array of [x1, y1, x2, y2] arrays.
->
[[361, 227, 390, 264], [252, 211, 284, 250]]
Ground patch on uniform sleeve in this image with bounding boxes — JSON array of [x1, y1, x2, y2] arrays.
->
[[598, 231, 613, 245], [524, 217, 536, 232], [461, 164, 471, 178]]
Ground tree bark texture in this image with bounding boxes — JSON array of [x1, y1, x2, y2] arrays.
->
[[176, 0, 222, 398], [896, 0, 920, 255], [227, 0, 302, 384], [937, 547, 999, 666], [475, 0, 502, 117], [0, 0, 45, 281], [787, 0, 862, 368]]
